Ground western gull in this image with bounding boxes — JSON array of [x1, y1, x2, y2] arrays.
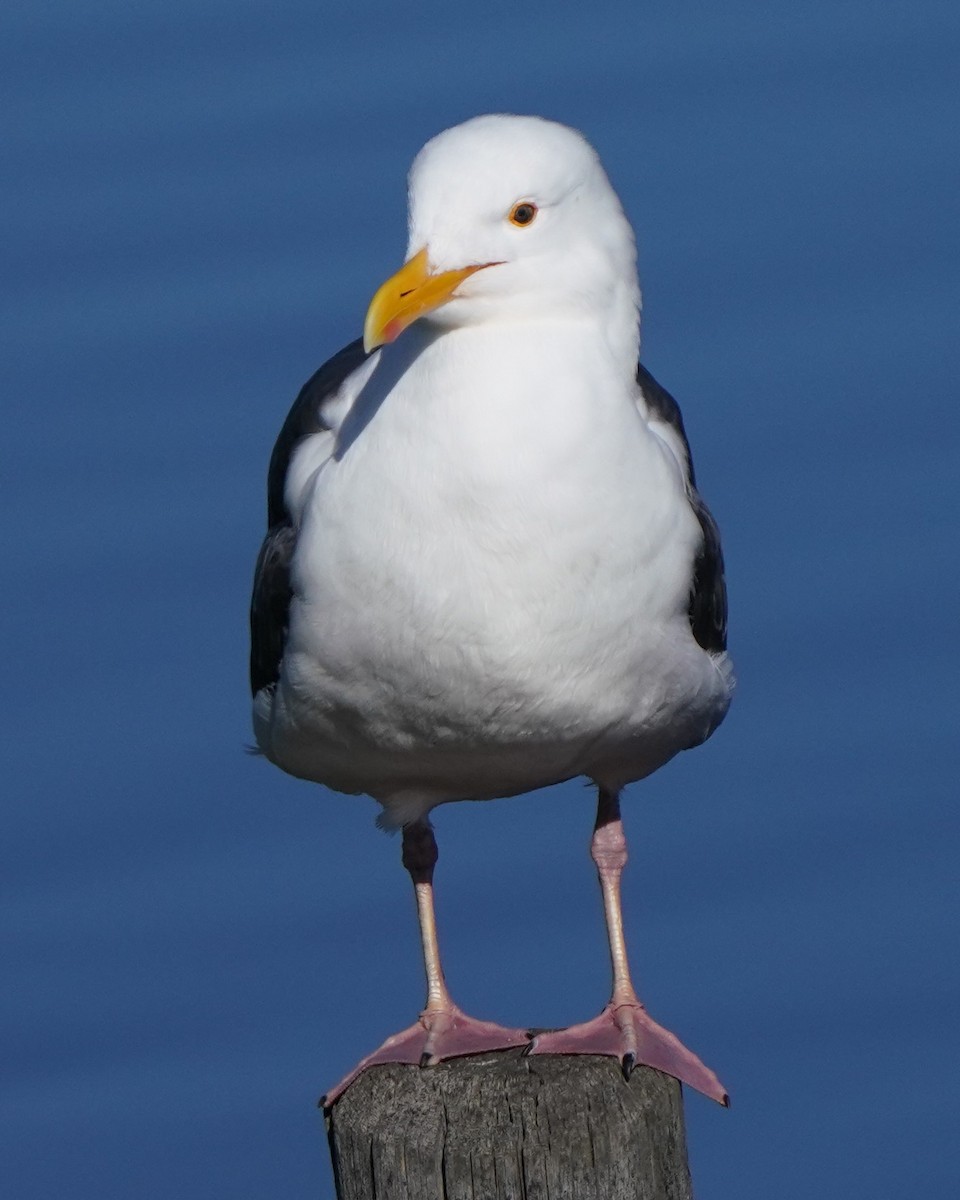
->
[[249, 114, 734, 1107]]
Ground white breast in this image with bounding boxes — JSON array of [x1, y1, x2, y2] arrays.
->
[[258, 321, 725, 805]]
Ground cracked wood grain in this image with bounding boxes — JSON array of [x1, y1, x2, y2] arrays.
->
[[326, 1051, 694, 1199]]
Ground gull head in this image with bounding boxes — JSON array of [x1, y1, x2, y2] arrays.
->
[[363, 114, 641, 365]]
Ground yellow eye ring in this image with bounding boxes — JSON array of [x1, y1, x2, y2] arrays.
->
[[508, 201, 538, 227]]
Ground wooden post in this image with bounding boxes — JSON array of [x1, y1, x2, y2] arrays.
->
[[325, 1050, 693, 1199]]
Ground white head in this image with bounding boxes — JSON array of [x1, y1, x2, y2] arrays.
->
[[364, 115, 641, 370]]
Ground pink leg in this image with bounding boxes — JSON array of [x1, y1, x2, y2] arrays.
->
[[322, 819, 528, 1107], [529, 789, 729, 1106]]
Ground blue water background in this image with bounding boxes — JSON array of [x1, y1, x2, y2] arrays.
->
[[3, 1, 958, 1196]]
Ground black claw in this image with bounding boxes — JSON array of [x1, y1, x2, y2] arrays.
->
[[318, 1094, 328, 1109], [621, 1053, 636, 1081], [520, 1039, 535, 1058], [419, 1052, 432, 1068]]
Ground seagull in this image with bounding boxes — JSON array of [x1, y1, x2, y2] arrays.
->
[[249, 114, 734, 1108]]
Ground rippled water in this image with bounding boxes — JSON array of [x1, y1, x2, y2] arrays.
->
[[4, 1, 958, 1196]]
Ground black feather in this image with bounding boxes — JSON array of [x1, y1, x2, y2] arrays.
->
[[249, 338, 369, 695], [249, 524, 296, 695], [637, 364, 728, 654], [266, 338, 367, 527]]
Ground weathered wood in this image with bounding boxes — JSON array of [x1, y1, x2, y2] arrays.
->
[[325, 1051, 693, 1200]]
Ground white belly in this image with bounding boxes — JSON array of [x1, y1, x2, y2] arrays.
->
[[255, 327, 732, 814]]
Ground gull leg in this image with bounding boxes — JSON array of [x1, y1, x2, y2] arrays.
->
[[529, 789, 728, 1105], [322, 818, 528, 1107]]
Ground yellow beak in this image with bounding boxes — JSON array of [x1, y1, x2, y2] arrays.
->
[[362, 248, 498, 353]]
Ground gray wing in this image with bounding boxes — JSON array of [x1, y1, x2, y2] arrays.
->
[[249, 338, 368, 696], [637, 363, 728, 654]]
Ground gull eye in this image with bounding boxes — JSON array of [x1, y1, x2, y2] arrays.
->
[[508, 201, 538, 227]]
